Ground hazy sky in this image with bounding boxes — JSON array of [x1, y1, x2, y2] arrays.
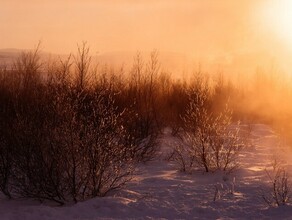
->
[[1, 0, 292, 74]]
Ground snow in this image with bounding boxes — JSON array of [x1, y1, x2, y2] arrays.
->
[[1, 124, 292, 219]]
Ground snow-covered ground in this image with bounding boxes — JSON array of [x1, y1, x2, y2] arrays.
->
[[1, 124, 292, 219]]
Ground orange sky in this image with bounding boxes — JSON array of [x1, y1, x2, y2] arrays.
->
[[1, 0, 292, 75]]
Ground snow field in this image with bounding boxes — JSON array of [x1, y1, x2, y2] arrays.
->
[[0, 124, 292, 219]]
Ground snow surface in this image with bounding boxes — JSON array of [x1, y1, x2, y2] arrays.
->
[[1, 124, 292, 219]]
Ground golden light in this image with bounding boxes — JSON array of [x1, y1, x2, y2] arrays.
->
[[260, 0, 292, 48]]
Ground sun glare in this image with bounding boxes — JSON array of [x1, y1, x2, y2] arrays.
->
[[261, 0, 292, 47]]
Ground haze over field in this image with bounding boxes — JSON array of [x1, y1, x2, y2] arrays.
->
[[1, 0, 292, 76], [2, 1, 292, 219]]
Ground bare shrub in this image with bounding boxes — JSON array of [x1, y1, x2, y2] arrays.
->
[[168, 143, 195, 172], [0, 46, 135, 204], [164, 80, 189, 136], [54, 90, 135, 201], [2, 87, 135, 204], [0, 133, 12, 199], [74, 42, 91, 91], [0, 67, 15, 199], [262, 167, 291, 206], [120, 51, 161, 162], [171, 85, 243, 173], [13, 42, 43, 93], [122, 108, 158, 162], [7, 117, 66, 205]]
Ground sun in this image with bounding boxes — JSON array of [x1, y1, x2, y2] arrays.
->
[[260, 0, 292, 46]]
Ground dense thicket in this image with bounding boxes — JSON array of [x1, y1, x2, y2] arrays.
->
[[1, 43, 285, 204]]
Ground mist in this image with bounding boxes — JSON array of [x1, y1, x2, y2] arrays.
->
[[2, 0, 292, 76], [2, 0, 292, 135], [2, 1, 292, 216]]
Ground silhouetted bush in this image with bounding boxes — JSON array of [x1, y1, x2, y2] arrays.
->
[[171, 83, 243, 173], [263, 167, 291, 207], [0, 45, 135, 204], [0, 43, 244, 204]]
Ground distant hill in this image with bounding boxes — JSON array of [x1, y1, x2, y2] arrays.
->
[[0, 48, 277, 79], [94, 51, 191, 75], [0, 49, 191, 77], [0, 48, 22, 67]]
